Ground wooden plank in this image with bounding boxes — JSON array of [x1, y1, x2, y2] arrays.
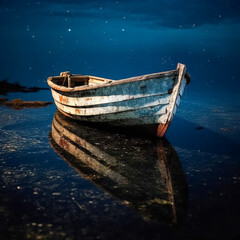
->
[[70, 74, 113, 83], [158, 63, 186, 125], [57, 107, 168, 126], [67, 75, 71, 88], [51, 76, 174, 107], [54, 97, 168, 117], [69, 76, 89, 82], [168, 63, 186, 121], [52, 89, 170, 107], [54, 92, 170, 114]]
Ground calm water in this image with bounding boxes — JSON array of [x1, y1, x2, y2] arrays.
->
[[0, 90, 239, 240], [1, 0, 240, 239]]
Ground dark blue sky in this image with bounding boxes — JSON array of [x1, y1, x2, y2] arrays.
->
[[0, 0, 240, 100]]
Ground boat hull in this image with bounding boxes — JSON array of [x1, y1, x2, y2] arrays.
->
[[48, 63, 190, 137]]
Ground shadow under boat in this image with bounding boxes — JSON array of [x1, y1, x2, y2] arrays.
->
[[49, 111, 188, 224]]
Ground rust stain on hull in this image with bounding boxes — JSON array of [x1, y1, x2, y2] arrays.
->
[[59, 95, 63, 103], [59, 95, 68, 104], [60, 136, 69, 151], [75, 109, 80, 114]]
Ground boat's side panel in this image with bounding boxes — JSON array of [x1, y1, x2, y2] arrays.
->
[[53, 93, 170, 116], [54, 75, 188, 127], [52, 76, 175, 107], [51, 75, 177, 126], [57, 103, 168, 125]]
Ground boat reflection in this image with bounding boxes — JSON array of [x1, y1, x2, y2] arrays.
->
[[49, 111, 188, 224]]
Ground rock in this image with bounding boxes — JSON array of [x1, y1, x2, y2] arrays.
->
[[4, 98, 53, 110]]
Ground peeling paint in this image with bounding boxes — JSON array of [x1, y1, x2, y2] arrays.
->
[[48, 63, 190, 137]]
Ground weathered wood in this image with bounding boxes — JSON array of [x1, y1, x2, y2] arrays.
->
[[168, 63, 186, 122], [67, 75, 71, 88], [52, 89, 170, 107], [47, 63, 190, 137], [51, 76, 174, 107], [54, 93, 170, 115], [48, 70, 178, 92], [55, 100, 168, 122]]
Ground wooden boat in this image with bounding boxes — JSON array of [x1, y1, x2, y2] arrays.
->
[[47, 63, 190, 137], [49, 111, 188, 223]]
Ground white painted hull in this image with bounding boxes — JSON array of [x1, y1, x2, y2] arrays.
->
[[47, 63, 190, 137]]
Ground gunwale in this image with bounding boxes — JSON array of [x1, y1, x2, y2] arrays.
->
[[47, 69, 183, 92]]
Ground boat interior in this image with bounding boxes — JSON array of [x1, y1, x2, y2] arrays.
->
[[49, 67, 190, 89], [51, 71, 112, 88]]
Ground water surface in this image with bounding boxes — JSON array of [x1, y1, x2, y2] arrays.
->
[[0, 0, 240, 239], [0, 91, 239, 239]]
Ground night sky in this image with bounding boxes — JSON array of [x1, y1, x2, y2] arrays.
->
[[0, 0, 240, 101]]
